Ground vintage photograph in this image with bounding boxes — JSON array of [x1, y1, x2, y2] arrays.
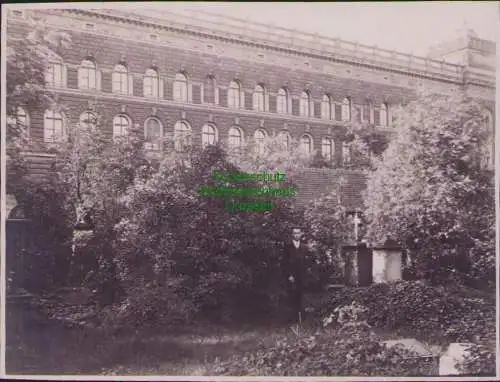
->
[[2, 1, 497, 378]]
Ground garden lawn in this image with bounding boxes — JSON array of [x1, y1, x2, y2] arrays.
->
[[6, 281, 496, 376]]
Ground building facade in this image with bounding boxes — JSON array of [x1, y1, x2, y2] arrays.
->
[[5, 7, 496, 209]]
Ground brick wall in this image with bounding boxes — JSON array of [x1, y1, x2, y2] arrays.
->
[[5, 13, 495, 211], [294, 168, 367, 210]]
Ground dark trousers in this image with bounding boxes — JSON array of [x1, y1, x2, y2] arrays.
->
[[287, 282, 304, 322]]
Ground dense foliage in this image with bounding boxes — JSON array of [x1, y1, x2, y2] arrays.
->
[[459, 344, 496, 376], [108, 143, 306, 327], [211, 301, 436, 376], [211, 286, 495, 377], [363, 89, 495, 288], [312, 281, 495, 346], [6, 17, 71, 192], [6, 18, 74, 292], [6, 15, 496, 379]]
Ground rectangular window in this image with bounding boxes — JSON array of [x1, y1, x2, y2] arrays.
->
[[44, 118, 64, 143], [335, 104, 342, 122], [354, 105, 362, 123], [46, 63, 64, 87], [362, 104, 370, 123], [374, 110, 381, 126]]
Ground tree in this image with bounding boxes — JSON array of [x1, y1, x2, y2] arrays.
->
[[310, 150, 332, 169], [6, 17, 74, 291], [229, 133, 314, 179], [363, 88, 495, 287], [108, 142, 306, 327], [344, 107, 392, 170], [6, 15, 72, 193], [50, 108, 154, 302], [225, 134, 315, 214]]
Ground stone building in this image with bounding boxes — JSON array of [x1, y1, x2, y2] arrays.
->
[[5, 7, 496, 210]]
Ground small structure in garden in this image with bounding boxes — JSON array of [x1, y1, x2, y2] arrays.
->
[[342, 243, 373, 287], [382, 338, 439, 376], [372, 239, 404, 283], [439, 342, 474, 376], [342, 210, 373, 286], [341, 211, 405, 286]]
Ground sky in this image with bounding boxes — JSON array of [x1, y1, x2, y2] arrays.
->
[[9, 2, 498, 57], [125, 1, 498, 57]]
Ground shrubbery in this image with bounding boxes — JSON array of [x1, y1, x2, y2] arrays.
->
[[109, 144, 308, 327], [364, 90, 495, 289], [211, 296, 495, 377], [211, 302, 436, 376], [459, 344, 496, 376], [311, 281, 495, 345]]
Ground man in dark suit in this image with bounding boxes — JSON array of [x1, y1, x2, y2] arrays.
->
[[281, 226, 310, 324]]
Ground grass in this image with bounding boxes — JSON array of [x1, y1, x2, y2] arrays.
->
[[5, 303, 446, 377], [6, 298, 320, 376], [5, 284, 496, 376]]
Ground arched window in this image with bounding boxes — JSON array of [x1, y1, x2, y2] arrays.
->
[[78, 59, 97, 90], [380, 103, 388, 127], [204, 75, 216, 104], [322, 138, 334, 160], [342, 142, 351, 165], [342, 97, 351, 121], [300, 134, 313, 154], [321, 95, 331, 120], [253, 84, 265, 112], [300, 91, 310, 117], [112, 114, 130, 139], [278, 131, 291, 150], [228, 80, 241, 108], [144, 117, 163, 150], [44, 110, 64, 143], [254, 129, 267, 155], [46, 62, 64, 87], [112, 64, 128, 94], [143, 68, 159, 98], [228, 126, 243, 150], [174, 120, 191, 151], [79, 111, 97, 130], [173, 72, 188, 102], [202, 124, 218, 147], [277, 88, 289, 114]]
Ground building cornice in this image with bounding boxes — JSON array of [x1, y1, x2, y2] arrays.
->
[[15, 8, 492, 89], [66, 9, 467, 82]]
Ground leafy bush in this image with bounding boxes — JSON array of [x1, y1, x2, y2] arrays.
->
[[311, 281, 495, 344], [364, 90, 495, 288], [458, 344, 496, 376], [98, 277, 196, 331], [111, 144, 307, 326], [211, 302, 436, 376], [210, 283, 495, 377]]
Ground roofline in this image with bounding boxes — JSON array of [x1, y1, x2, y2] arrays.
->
[[8, 7, 495, 88]]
